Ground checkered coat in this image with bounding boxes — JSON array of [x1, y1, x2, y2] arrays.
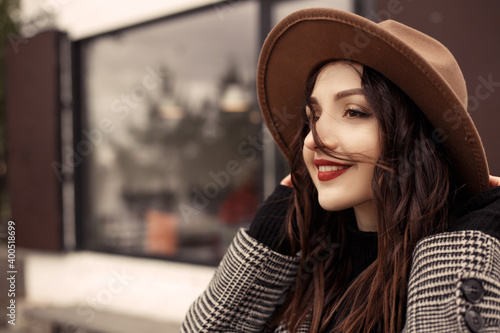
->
[[181, 228, 500, 332]]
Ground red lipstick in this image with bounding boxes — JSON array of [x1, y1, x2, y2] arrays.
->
[[314, 159, 352, 181]]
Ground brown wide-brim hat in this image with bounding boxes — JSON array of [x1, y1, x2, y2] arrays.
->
[[257, 7, 489, 197]]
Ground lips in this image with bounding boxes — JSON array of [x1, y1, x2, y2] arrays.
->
[[314, 159, 352, 181]]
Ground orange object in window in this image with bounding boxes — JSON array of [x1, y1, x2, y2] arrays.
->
[[145, 210, 179, 256]]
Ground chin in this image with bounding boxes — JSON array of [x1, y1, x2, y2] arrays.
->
[[317, 195, 349, 212]]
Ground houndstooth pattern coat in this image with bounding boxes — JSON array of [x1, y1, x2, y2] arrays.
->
[[181, 228, 500, 332]]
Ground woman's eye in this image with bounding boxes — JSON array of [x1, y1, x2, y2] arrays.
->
[[344, 108, 370, 118]]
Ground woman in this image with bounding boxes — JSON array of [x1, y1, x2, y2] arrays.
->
[[182, 8, 500, 332]]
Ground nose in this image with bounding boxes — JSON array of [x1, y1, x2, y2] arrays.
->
[[303, 121, 338, 152], [304, 129, 317, 151]]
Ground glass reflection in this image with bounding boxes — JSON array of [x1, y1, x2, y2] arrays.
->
[[82, 1, 260, 265]]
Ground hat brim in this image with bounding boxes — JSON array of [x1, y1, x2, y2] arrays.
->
[[257, 8, 489, 197]]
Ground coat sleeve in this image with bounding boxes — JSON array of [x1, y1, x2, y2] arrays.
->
[[404, 230, 500, 332], [181, 228, 300, 333]]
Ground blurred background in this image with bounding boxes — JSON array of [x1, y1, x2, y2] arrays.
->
[[0, 0, 499, 332]]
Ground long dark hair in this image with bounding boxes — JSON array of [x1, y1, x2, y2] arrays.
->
[[275, 60, 456, 332]]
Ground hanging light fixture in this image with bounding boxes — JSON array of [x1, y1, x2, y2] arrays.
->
[[219, 60, 249, 113], [220, 82, 249, 113]]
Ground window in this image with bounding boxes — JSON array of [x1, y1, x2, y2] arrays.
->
[[79, 2, 262, 265]]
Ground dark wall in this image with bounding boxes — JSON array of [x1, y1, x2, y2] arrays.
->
[[375, 0, 500, 176], [6, 30, 63, 251]]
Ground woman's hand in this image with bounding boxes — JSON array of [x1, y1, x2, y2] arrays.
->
[[280, 174, 293, 187], [490, 175, 500, 188]]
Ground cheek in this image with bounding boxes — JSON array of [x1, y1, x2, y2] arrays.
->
[[302, 146, 317, 177], [302, 145, 313, 164], [339, 126, 381, 161], [360, 164, 377, 188]]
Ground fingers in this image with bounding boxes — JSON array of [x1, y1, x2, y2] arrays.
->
[[489, 175, 500, 188], [280, 174, 293, 187]]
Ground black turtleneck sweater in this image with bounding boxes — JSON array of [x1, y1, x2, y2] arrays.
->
[[345, 218, 378, 281], [248, 184, 378, 271], [247, 185, 379, 331]]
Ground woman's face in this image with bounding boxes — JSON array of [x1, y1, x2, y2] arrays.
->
[[302, 62, 381, 231]]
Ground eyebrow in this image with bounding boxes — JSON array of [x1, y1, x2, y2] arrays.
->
[[309, 88, 365, 106], [336, 88, 365, 99]]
